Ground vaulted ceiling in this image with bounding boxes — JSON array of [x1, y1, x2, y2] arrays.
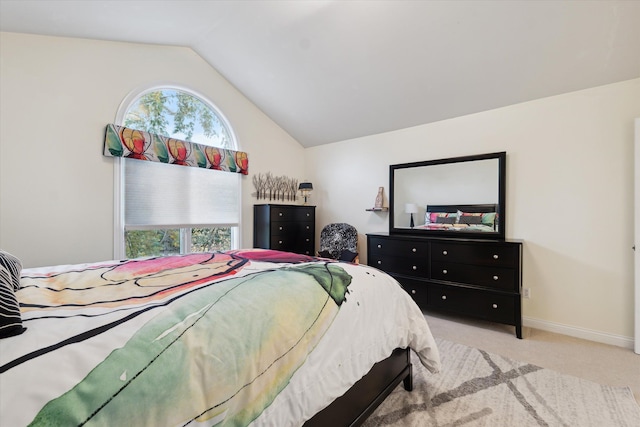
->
[[1, 1, 638, 147]]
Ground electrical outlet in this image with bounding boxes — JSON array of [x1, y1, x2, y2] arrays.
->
[[523, 288, 531, 299]]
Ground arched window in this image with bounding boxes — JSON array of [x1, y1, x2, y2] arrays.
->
[[114, 87, 240, 259]]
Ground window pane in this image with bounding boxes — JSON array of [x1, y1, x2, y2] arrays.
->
[[192, 228, 232, 252], [125, 227, 234, 258], [125, 229, 180, 258], [124, 89, 233, 149]]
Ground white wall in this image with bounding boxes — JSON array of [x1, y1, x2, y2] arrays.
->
[[0, 32, 305, 267], [305, 79, 640, 344]]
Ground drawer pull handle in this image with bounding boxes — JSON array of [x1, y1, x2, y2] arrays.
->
[[442, 250, 448, 255], [377, 260, 382, 265], [377, 244, 382, 248], [412, 266, 417, 270], [493, 275, 499, 281], [492, 303, 498, 309], [306, 225, 310, 229], [279, 213, 283, 216], [411, 290, 416, 295], [442, 269, 448, 274], [279, 226, 283, 230], [493, 254, 499, 259], [412, 248, 417, 252], [306, 238, 310, 242], [441, 295, 447, 300], [306, 213, 310, 217], [278, 240, 283, 244]]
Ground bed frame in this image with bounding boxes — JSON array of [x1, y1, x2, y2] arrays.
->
[[303, 347, 412, 426]]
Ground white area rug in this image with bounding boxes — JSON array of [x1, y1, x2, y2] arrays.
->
[[362, 338, 640, 427]]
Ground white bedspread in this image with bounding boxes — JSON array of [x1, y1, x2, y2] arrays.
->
[[0, 250, 440, 427]]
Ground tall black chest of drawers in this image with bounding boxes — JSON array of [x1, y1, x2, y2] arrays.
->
[[367, 233, 523, 338], [254, 204, 315, 255]]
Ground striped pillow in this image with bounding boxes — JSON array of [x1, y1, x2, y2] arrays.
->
[[0, 250, 26, 338]]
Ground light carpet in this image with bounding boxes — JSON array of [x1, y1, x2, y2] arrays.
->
[[362, 338, 640, 427]]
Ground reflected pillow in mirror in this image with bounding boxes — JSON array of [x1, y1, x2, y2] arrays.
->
[[458, 212, 483, 224], [434, 215, 457, 224], [481, 212, 497, 227], [426, 212, 458, 224], [457, 210, 497, 229]]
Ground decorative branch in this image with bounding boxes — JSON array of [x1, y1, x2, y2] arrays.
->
[[251, 173, 300, 201]]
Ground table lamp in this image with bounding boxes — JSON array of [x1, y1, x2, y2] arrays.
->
[[405, 203, 418, 228]]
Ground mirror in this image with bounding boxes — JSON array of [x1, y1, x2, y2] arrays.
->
[[389, 152, 506, 239]]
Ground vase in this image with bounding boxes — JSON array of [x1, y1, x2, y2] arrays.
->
[[374, 187, 384, 208]]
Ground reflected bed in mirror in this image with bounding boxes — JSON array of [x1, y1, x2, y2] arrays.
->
[[390, 152, 506, 240]]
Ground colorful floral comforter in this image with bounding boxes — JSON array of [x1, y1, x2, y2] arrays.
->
[[0, 249, 440, 427]]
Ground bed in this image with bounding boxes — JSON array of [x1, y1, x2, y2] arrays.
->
[[416, 204, 499, 232], [0, 249, 440, 427]]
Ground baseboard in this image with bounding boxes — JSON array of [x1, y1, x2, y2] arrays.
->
[[522, 317, 634, 349]]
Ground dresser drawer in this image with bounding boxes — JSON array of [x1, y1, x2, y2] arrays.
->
[[269, 206, 292, 221], [293, 208, 315, 222], [369, 253, 429, 277], [297, 233, 314, 255], [395, 277, 428, 307], [270, 221, 313, 235], [294, 239, 314, 256], [369, 237, 429, 258], [431, 261, 517, 291], [267, 206, 314, 222], [431, 241, 518, 267], [269, 236, 293, 251], [427, 284, 516, 324], [299, 221, 313, 234], [269, 221, 297, 235]]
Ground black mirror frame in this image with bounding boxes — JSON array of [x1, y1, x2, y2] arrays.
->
[[389, 151, 506, 240]]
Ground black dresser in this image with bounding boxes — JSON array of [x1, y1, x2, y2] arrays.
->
[[367, 232, 523, 338], [253, 204, 316, 255]]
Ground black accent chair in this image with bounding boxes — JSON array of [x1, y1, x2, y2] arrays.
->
[[317, 223, 358, 262]]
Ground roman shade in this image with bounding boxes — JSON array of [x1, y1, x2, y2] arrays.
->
[[125, 159, 239, 229]]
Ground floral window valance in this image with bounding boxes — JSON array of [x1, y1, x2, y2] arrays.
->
[[103, 124, 248, 175]]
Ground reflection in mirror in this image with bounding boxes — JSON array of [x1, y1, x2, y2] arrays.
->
[[390, 152, 506, 239]]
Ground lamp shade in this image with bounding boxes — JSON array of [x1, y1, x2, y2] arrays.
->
[[299, 182, 313, 190], [404, 203, 418, 214]]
